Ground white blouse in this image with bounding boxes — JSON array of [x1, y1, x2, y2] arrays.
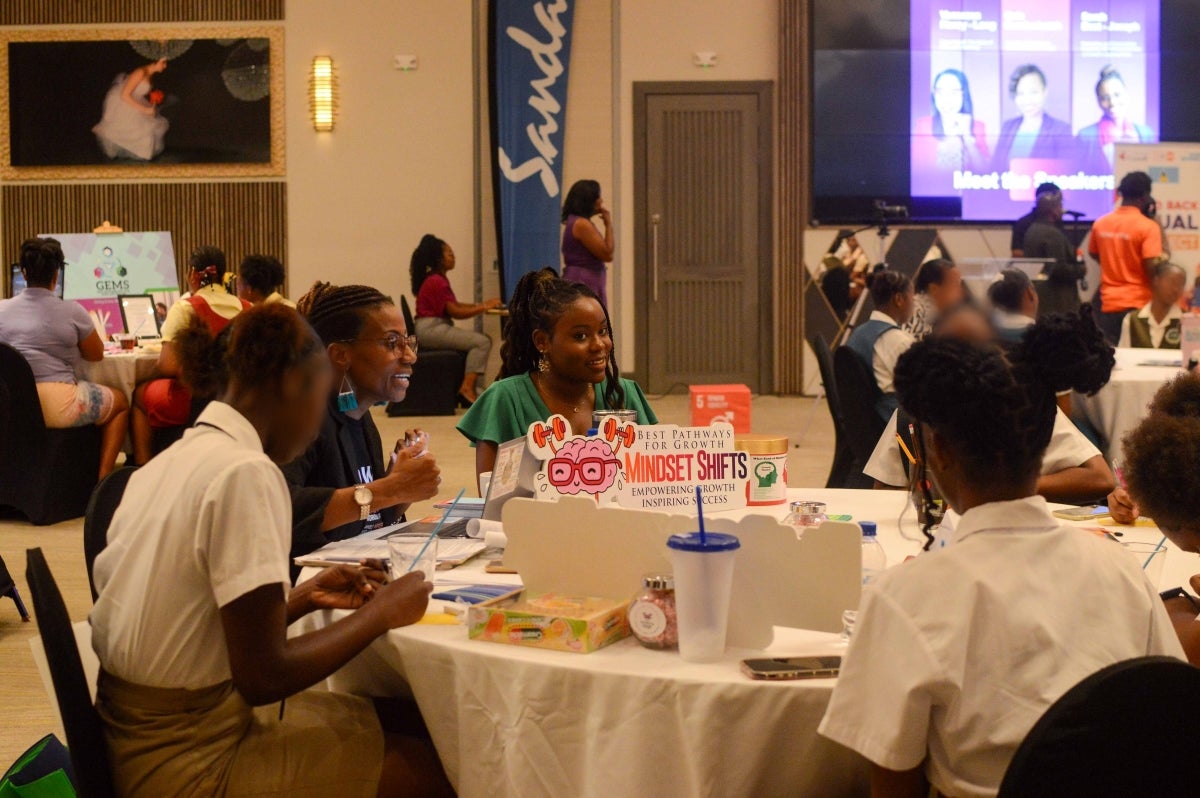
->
[[91, 401, 292, 689]]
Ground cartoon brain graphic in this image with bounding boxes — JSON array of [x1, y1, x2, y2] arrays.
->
[[544, 437, 622, 496]]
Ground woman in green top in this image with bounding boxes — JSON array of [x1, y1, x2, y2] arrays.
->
[[457, 268, 657, 478]]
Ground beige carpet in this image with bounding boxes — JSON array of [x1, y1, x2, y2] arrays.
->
[[0, 392, 835, 765]]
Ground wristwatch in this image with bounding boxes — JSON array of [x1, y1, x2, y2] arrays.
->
[[1159, 587, 1200, 614], [353, 484, 373, 521]]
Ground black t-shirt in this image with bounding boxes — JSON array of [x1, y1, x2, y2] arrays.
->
[[1012, 210, 1067, 252], [1024, 222, 1085, 285], [338, 412, 385, 531]]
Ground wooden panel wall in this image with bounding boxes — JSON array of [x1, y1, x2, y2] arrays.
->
[[0, 1, 283, 25], [1, 183, 287, 289], [777, 2, 811, 394]]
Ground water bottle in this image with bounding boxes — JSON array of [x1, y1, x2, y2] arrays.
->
[[860, 521, 887, 586]]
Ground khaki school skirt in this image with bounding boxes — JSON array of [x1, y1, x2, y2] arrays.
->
[[96, 670, 384, 797]]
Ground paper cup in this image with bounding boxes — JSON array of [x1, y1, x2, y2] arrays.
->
[[667, 532, 740, 663]]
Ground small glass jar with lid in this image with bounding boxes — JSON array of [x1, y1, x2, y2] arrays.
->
[[784, 500, 828, 533], [628, 574, 677, 649]]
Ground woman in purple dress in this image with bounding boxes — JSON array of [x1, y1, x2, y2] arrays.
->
[[560, 179, 614, 308]]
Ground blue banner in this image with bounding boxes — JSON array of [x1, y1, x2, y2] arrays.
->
[[490, 0, 575, 301]]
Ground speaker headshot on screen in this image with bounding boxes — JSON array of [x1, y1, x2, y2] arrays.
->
[[992, 64, 1077, 174], [912, 68, 990, 185], [1077, 65, 1155, 173]]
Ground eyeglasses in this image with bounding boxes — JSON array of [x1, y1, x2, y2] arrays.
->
[[338, 333, 419, 355], [547, 456, 620, 488]]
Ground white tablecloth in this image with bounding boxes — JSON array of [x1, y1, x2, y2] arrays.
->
[[293, 488, 1196, 798], [294, 489, 921, 798], [1074, 347, 1181, 459], [79, 350, 159, 403]]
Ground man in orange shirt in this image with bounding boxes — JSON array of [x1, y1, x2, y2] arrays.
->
[[1088, 171, 1164, 343]]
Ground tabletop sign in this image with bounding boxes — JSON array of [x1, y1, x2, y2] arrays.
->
[[525, 415, 750, 511]]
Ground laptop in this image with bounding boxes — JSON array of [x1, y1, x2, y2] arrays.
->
[[482, 435, 539, 521], [387, 436, 539, 540]]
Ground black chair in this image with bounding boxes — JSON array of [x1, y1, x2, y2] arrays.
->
[[811, 334, 870, 489], [0, 344, 101, 525], [0, 553, 30, 621], [150, 395, 207, 456], [386, 295, 467, 417], [999, 656, 1200, 797], [83, 467, 137, 603], [25, 548, 116, 798], [832, 345, 888, 479]]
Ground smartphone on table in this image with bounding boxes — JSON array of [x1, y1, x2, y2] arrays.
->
[[1051, 505, 1110, 522], [740, 656, 842, 681]]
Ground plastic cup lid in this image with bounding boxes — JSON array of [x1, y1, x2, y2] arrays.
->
[[667, 532, 741, 552]]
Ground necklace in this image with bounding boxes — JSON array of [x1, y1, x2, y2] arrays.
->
[[535, 372, 590, 414]]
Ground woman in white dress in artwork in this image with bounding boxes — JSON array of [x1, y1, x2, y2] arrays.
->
[[92, 58, 169, 161]]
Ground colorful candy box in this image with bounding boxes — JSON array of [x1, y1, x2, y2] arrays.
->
[[467, 592, 631, 654]]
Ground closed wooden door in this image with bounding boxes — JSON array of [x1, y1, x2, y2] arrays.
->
[[635, 82, 773, 393]]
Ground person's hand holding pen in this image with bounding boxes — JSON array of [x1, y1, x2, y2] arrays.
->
[[1107, 463, 1140, 525], [305, 559, 390, 611]]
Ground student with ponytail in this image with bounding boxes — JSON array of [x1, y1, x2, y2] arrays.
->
[[819, 320, 1179, 798], [409, 233, 502, 405], [283, 281, 441, 562], [92, 304, 452, 797], [865, 307, 1115, 503], [131, 245, 249, 465], [457, 268, 657, 478]]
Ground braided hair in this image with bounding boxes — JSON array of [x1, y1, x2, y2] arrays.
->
[[409, 234, 447, 296], [296, 281, 393, 346], [500, 268, 626, 410], [894, 306, 1114, 541], [189, 245, 226, 289]]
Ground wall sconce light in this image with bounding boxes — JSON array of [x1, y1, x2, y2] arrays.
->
[[309, 55, 338, 132]]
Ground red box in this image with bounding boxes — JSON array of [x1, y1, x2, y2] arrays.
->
[[689, 384, 752, 433]]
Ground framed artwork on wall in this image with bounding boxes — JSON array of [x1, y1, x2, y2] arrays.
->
[[0, 26, 284, 179]]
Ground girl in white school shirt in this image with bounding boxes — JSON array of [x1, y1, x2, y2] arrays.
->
[[90, 305, 453, 797], [819, 320, 1182, 798], [863, 305, 1116, 505]]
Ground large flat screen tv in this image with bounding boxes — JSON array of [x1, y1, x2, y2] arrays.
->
[[812, 1, 1200, 224]]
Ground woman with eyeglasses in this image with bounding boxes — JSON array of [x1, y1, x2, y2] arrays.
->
[[282, 282, 441, 562], [457, 268, 657, 479]]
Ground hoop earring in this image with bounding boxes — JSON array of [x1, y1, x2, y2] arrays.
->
[[538, 353, 550, 374], [337, 374, 359, 413]]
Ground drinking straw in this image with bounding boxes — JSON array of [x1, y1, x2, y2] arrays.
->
[[696, 485, 706, 545], [1144, 535, 1166, 570], [406, 487, 465, 574]]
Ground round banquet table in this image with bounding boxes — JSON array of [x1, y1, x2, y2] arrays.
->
[[79, 348, 160, 404], [1073, 347, 1181, 459], [293, 488, 1198, 798]]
